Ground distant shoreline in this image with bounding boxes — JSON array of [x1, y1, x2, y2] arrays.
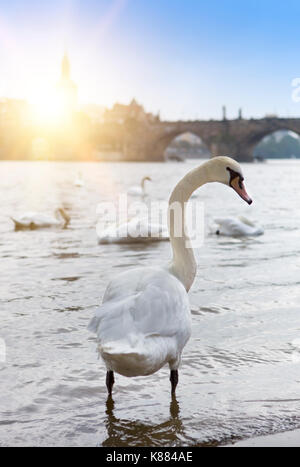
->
[[0, 157, 299, 163]]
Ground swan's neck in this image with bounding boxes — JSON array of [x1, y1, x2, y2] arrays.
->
[[55, 209, 70, 227], [168, 161, 215, 291], [141, 178, 147, 191]]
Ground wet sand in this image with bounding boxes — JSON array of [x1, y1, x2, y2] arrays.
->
[[227, 429, 300, 447]]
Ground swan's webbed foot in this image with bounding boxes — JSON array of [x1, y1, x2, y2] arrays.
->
[[170, 370, 178, 395], [106, 370, 115, 396]]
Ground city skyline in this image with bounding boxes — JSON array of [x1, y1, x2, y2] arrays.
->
[[1, 1, 300, 120]]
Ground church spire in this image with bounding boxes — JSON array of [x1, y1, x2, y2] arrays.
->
[[57, 52, 78, 113], [61, 52, 70, 80]]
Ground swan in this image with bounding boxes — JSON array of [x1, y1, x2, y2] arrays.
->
[[11, 208, 70, 230], [74, 172, 84, 187], [128, 176, 151, 196], [97, 217, 169, 244], [88, 157, 252, 396], [213, 216, 263, 237]]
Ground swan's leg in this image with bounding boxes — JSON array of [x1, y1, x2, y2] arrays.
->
[[170, 370, 178, 395], [106, 370, 115, 395]]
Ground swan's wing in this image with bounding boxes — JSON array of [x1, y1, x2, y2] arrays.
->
[[97, 220, 142, 243], [214, 217, 264, 236], [214, 217, 246, 236], [33, 214, 57, 226], [237, 216, 255, 227], [98, 219, 169, 243], [127, 186, 141, 196], [238, 216, 264, 235], [88, 268, 191, 352], [11, 212, 40, 227], [129, 219, 169, 240], [12, 212, 59, 228]]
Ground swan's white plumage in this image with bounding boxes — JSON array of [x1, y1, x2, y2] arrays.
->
[[12, 212, 58, 228], [11, 208, 70, 230], [127, 185, 144, 196], [213, 216, 264, 237], [97, 217, 169, 244], [128, 177, 151, 197], [74, 172, 84, 187], [88, 266, 191, 377], [89, 157, 252, 388]]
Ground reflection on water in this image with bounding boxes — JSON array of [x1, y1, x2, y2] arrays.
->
[[0, 160, 300, 446], [102, 396, 189, 447]]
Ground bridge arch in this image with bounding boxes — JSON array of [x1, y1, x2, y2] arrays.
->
[[244, 127, 300, 160], [146, 127, 212, 161], [123, 118, 300, 162], [164, 131, 211, 161]]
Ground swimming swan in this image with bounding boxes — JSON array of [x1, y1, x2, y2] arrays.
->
[[128, 176, 152, 196], [11, 208, 70, 230], [97, 217, 169, 244], [213, 216, 263, 237], [88, 157, 252, 396], [74, 172, 84, 187]]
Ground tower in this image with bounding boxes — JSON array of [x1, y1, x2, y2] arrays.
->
[[57, 52, 78, 114], [222, 105, 227, 120], [61, 53, 71, 80]]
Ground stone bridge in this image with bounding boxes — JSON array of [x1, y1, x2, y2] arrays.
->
[[122, 117, 300, 162]]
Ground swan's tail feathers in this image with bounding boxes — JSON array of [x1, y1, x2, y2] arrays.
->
[[100, 340, 142, 357], [10, 217, 27, 230]]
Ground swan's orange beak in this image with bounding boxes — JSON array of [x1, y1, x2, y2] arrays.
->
[[231, 177, 252, 205]]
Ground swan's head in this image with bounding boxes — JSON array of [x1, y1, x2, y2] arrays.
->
[[210, 156, 252, 205], [142, 176, 152, 183], [141, 176, 152, 190]]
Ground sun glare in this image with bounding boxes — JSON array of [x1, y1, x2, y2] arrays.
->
[[29, 90, 66, 126]]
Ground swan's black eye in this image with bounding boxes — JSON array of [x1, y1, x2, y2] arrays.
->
[[226, 167, 243, 187]]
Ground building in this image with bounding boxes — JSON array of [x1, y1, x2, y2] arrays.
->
[[103, 98, 159, 124], [0, 98, 29, 126], [56, 53, 78, 114]]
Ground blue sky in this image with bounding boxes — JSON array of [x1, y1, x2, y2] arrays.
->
[[1, 0, 300, 120]]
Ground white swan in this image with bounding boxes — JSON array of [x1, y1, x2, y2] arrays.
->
[[128, 176, 151, 196], [11, 208, 70, 230], [97, 217, 169, 244], [88, 157, 252, 396], [74, 172, 84, 187], [213, 216, 264, 237]]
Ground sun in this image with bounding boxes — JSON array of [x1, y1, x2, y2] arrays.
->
[[29, 89, 67, 126], [28, 52, 78, 127]]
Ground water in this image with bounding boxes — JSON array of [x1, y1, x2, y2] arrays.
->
[[0, 159, 300, 447]]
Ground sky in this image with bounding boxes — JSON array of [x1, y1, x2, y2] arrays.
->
[[1, 0, 300, 120]]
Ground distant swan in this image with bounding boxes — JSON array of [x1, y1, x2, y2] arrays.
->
[[128, 176, 151, 196], [213, 216, 263, 237], [88, 157, 252, 396], [11, 208, 70, 230], [97, 217, 169, 244], [74, 172, 84, 187]]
